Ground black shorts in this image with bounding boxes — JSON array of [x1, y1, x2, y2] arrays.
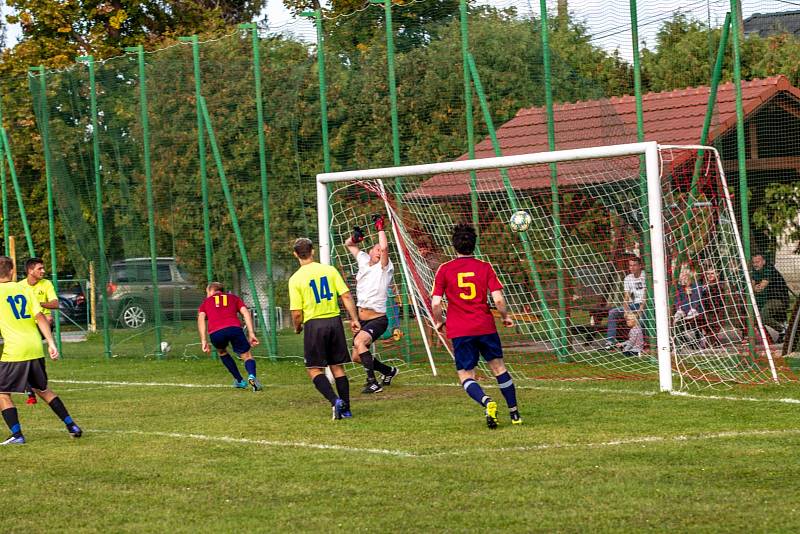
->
[[303, 317, 349, 368], [358, 315, 389, 343], [210, 326, 251, 355], [0, 358, 48, 393]]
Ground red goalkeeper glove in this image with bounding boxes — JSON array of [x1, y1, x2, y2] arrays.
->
[[352, 226, 365, 244], [372, 213, 385, 232]]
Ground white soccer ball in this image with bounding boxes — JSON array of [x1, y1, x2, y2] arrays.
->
[[160, 341, 171, 354], [509, 210, 532, 232]]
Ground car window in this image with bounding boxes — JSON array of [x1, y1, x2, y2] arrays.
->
[[113, 266, 130, 283], [157, 264, 172, 282], [177, 265, 191, 282]]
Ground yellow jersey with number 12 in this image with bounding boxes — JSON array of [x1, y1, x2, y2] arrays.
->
[[0, 281, 45, 362], [288, 262, 350, 323]]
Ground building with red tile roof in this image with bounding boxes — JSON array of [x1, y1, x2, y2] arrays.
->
[[415, 75, 800, 198]]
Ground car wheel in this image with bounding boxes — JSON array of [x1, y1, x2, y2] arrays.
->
[[121, 301, 148, 328]]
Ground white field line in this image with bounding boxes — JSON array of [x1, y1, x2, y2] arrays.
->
[[30, 426, 800, 459], [84, 429, 418, 458], [434, 428, 800, 457], [404, 382, 800, 406], [50, 379, 800, 406], [57, 385, 127, 393], [52, 379, 231, 389]]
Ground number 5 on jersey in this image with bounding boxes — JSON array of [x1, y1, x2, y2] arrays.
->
[[310, 276, 333, 304], [457, 272, 476, 300]]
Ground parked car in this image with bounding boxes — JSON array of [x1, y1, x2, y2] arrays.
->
[[107, 258, 206, 328], [58, 280, 87, 326]]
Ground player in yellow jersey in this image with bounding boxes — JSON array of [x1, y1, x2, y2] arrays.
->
[[0, 256, 82, 445], [289, 238, 360, 420], [20, 257, 59, 405]]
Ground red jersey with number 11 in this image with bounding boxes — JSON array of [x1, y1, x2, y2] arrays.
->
[[198, 292, 245, 334], [432, 257, 503, 339]]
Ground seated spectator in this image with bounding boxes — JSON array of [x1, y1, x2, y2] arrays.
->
[[673, 266, 705, 348], [605, 256, 646, 350], [751, 254, 790, 342], [673, 266, 704, 321], [616, 313, 643, 357], [698, 266, 740, 344]]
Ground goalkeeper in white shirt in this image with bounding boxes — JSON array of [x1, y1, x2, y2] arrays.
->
[[344, 214, 400, 394]]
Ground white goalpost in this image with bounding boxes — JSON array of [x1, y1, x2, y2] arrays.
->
[[317, 141, 778, 391]]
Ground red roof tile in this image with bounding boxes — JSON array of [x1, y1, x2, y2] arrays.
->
[[417, 76, 800, 197]]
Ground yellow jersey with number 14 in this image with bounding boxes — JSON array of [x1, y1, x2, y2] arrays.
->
[[288, 262, 350, 323], [0, 281, 45, 362]]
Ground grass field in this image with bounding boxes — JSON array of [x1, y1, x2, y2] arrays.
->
[[4, 335, 800, 532]]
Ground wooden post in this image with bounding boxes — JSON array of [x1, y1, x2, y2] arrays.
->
[[89, 261, 97, 333], [8, 235, 15, 278]]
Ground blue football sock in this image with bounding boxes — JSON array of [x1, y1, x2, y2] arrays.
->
[[244, 359, 256, 377], [495, 371, 518, 410], [2, 407, 21, 436], [220, 354, 243, 381], [462, 379, 491, 407], [47, 396, 74, 425]]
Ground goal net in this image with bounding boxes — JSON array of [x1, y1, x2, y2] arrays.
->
[[318, 142, 791, 390]]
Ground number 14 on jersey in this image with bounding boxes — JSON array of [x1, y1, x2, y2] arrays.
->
[[309, 276, 333, 304]]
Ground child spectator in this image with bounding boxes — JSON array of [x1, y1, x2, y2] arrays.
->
[[617, 313, 643, 356]]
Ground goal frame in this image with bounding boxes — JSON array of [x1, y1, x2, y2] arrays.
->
[[316, 141, 769, 392]]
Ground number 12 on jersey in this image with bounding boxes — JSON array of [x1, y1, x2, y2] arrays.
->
[[6, 294, 31, 319], [309, 276, 333, 304]]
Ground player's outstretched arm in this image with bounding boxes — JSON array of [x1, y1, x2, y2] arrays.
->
[[345, 226, 365, 258], [35, 312, 59, 359], [240, 306, 260, 345], [340, 291, 361, 335], [197, 312, 210, 353], [373, 214, 390, 268], [491, 290, 514, 327]]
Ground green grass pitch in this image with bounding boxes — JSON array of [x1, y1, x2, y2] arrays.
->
[[3, 334, 800, 532]]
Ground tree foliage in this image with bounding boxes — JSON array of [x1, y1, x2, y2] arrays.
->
[[1, 5, 799, 281]]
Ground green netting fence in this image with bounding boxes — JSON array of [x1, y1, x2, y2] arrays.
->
[[0, 0, 796, 369]]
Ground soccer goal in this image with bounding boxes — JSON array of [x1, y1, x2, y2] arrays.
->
[[317, 142, 786, 391]]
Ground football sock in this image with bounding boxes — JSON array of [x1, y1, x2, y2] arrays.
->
[[312, 374, 339, 406], [462, 379, 491, 407], [334, 376, 350, 407], [359, 351, 376, 381], [495, 371, 518, 410], [219, 354, 244, 381], [47, 396, 74, 425], [373, 359, 393, 376], [1, 407, 21, 436], [244, 359, 257, 377]]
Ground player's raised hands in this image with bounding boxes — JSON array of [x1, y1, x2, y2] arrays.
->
[[372, 213, 385, 232], [352, 226, 365, 244]]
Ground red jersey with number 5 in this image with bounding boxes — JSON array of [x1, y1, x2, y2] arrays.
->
[[198, 292, 245, 334], [432, 257, 503, 339]]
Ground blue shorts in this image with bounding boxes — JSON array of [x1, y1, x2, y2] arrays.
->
[[451, 333, 503, 371], [209, 326, 251, 355]]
